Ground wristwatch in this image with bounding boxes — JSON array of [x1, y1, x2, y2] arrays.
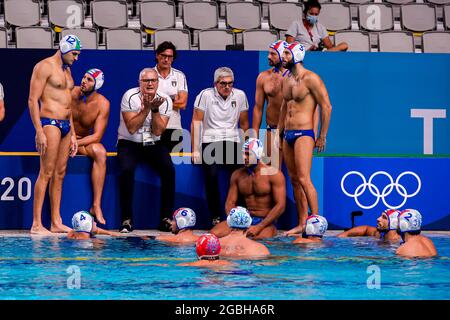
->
[[151, 108, 159, 113]]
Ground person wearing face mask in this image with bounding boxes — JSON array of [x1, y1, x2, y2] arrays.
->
[[285, 0, 348, 52]]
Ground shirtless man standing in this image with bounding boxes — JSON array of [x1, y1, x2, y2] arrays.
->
[[252, 40, 287, 164], [277, 42, 332, 236], [210, 138, 286, 239], [71, 69, 110, 225], [28, 35, 82, 235]]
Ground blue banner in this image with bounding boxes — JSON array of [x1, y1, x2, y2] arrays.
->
[[323, 157, 450, 230]]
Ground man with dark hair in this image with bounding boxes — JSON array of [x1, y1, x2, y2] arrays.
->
[[285, 0, 348, 52], [154, 41, 188, 152]]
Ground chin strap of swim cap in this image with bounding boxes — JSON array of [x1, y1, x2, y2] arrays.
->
[[269, 40, 287, 73]]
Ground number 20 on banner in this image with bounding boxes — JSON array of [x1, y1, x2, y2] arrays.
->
[[1, 177, 32, 201]]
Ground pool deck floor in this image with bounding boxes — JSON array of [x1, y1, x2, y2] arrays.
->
[[0, 230, 449, 238]]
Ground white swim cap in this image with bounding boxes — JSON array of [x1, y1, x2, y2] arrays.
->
[[269, 40, 288, 62], [173, 208, 196, 230], [72, 211, 93, 233], [86, 68, 104, 91], [243, 138, 264, 161], [227, 206, 252, 229], [305, 215, 328, 237], [284, 42, 306, 64], [59, 34, 82, 55], [382, 209, 401, 231], [398, 209, 422, 233]]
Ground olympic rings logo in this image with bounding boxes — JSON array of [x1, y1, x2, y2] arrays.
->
[[340, 171, 421, 210]]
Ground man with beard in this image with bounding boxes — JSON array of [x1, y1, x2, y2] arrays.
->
[[278, 42, 332, 236], [337, 209, 401, 242], [71, 69, 110, 225], [252, 40, 288, 164]]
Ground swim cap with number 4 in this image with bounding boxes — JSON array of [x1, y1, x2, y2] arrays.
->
[[59, 34, 82, 54], [72, 210, 93, 233]]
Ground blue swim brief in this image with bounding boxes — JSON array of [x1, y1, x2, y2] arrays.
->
[[283, 129, 315, 147], [41, 117, 71, 137], [251, 216, 264, 226]]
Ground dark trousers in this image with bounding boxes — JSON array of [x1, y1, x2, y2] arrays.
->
[[117, 139, 175, 222], [201, 141, 243, 219], [160, 128, 184, 153]]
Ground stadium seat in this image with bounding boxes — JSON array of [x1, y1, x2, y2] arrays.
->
[[401, 4, 437, 32], [445, 5, 450, 30], [106, 28, 142, 50], [62, 28, 98, 49], [426, 0, 450, 5], [385, 0, 414, 4], [422, 31, 450, 53], [4, 0, 41, 27], [268, 2, 303, 31], [343, 0, 373, 4], [183, 1, 219, 30], [359, 4, 394, 31], [0, 28, 7, 48], [334, 31, 370, 51], [198, 29, 234, 50], [16, 27, 53, 48], [226, 1, 261, 30], [140, 0, 176, 30], [378, 31, 414, 52], [92, 0, 128, 29], [319, 3, 352, 31], [154, 28, 191, 50], [243, 29, 278, 51], [48, 0, 85, 29]]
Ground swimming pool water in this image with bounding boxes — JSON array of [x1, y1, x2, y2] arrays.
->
[[0, 234, 449, 300]]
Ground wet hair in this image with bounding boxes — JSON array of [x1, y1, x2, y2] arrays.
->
[[155, 41, 177, 60], [303, 0, 322, 15], [408, 230, 421, 236]]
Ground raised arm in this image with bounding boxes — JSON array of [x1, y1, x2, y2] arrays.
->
[[77, 98, 110, 147], [307, 73, 332, 153]]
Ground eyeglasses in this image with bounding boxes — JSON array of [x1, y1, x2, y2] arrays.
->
[[140, 78, 158, 83], [159, 53, 174, 60], [218, 81, 234, 87]]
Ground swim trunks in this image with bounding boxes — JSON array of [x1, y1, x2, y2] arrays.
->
[[41, 117, 71, 137], [284, 129, 315, 147]]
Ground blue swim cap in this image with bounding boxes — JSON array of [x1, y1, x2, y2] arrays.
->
[[227, 206, 252, 229]]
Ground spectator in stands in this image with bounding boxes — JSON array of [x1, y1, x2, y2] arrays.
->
[[285, 0, 348, 52], [117, 68, 175, 233], [0, 82, 4, 122], [154, 41, 188, 153], [191, 67, 250, 227]]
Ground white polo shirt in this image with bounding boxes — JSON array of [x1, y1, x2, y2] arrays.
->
[[194, 87, 249, 143], [118, 87, 173, 143], [153, 66, 188, 130], [0, 83, 4, 100]]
